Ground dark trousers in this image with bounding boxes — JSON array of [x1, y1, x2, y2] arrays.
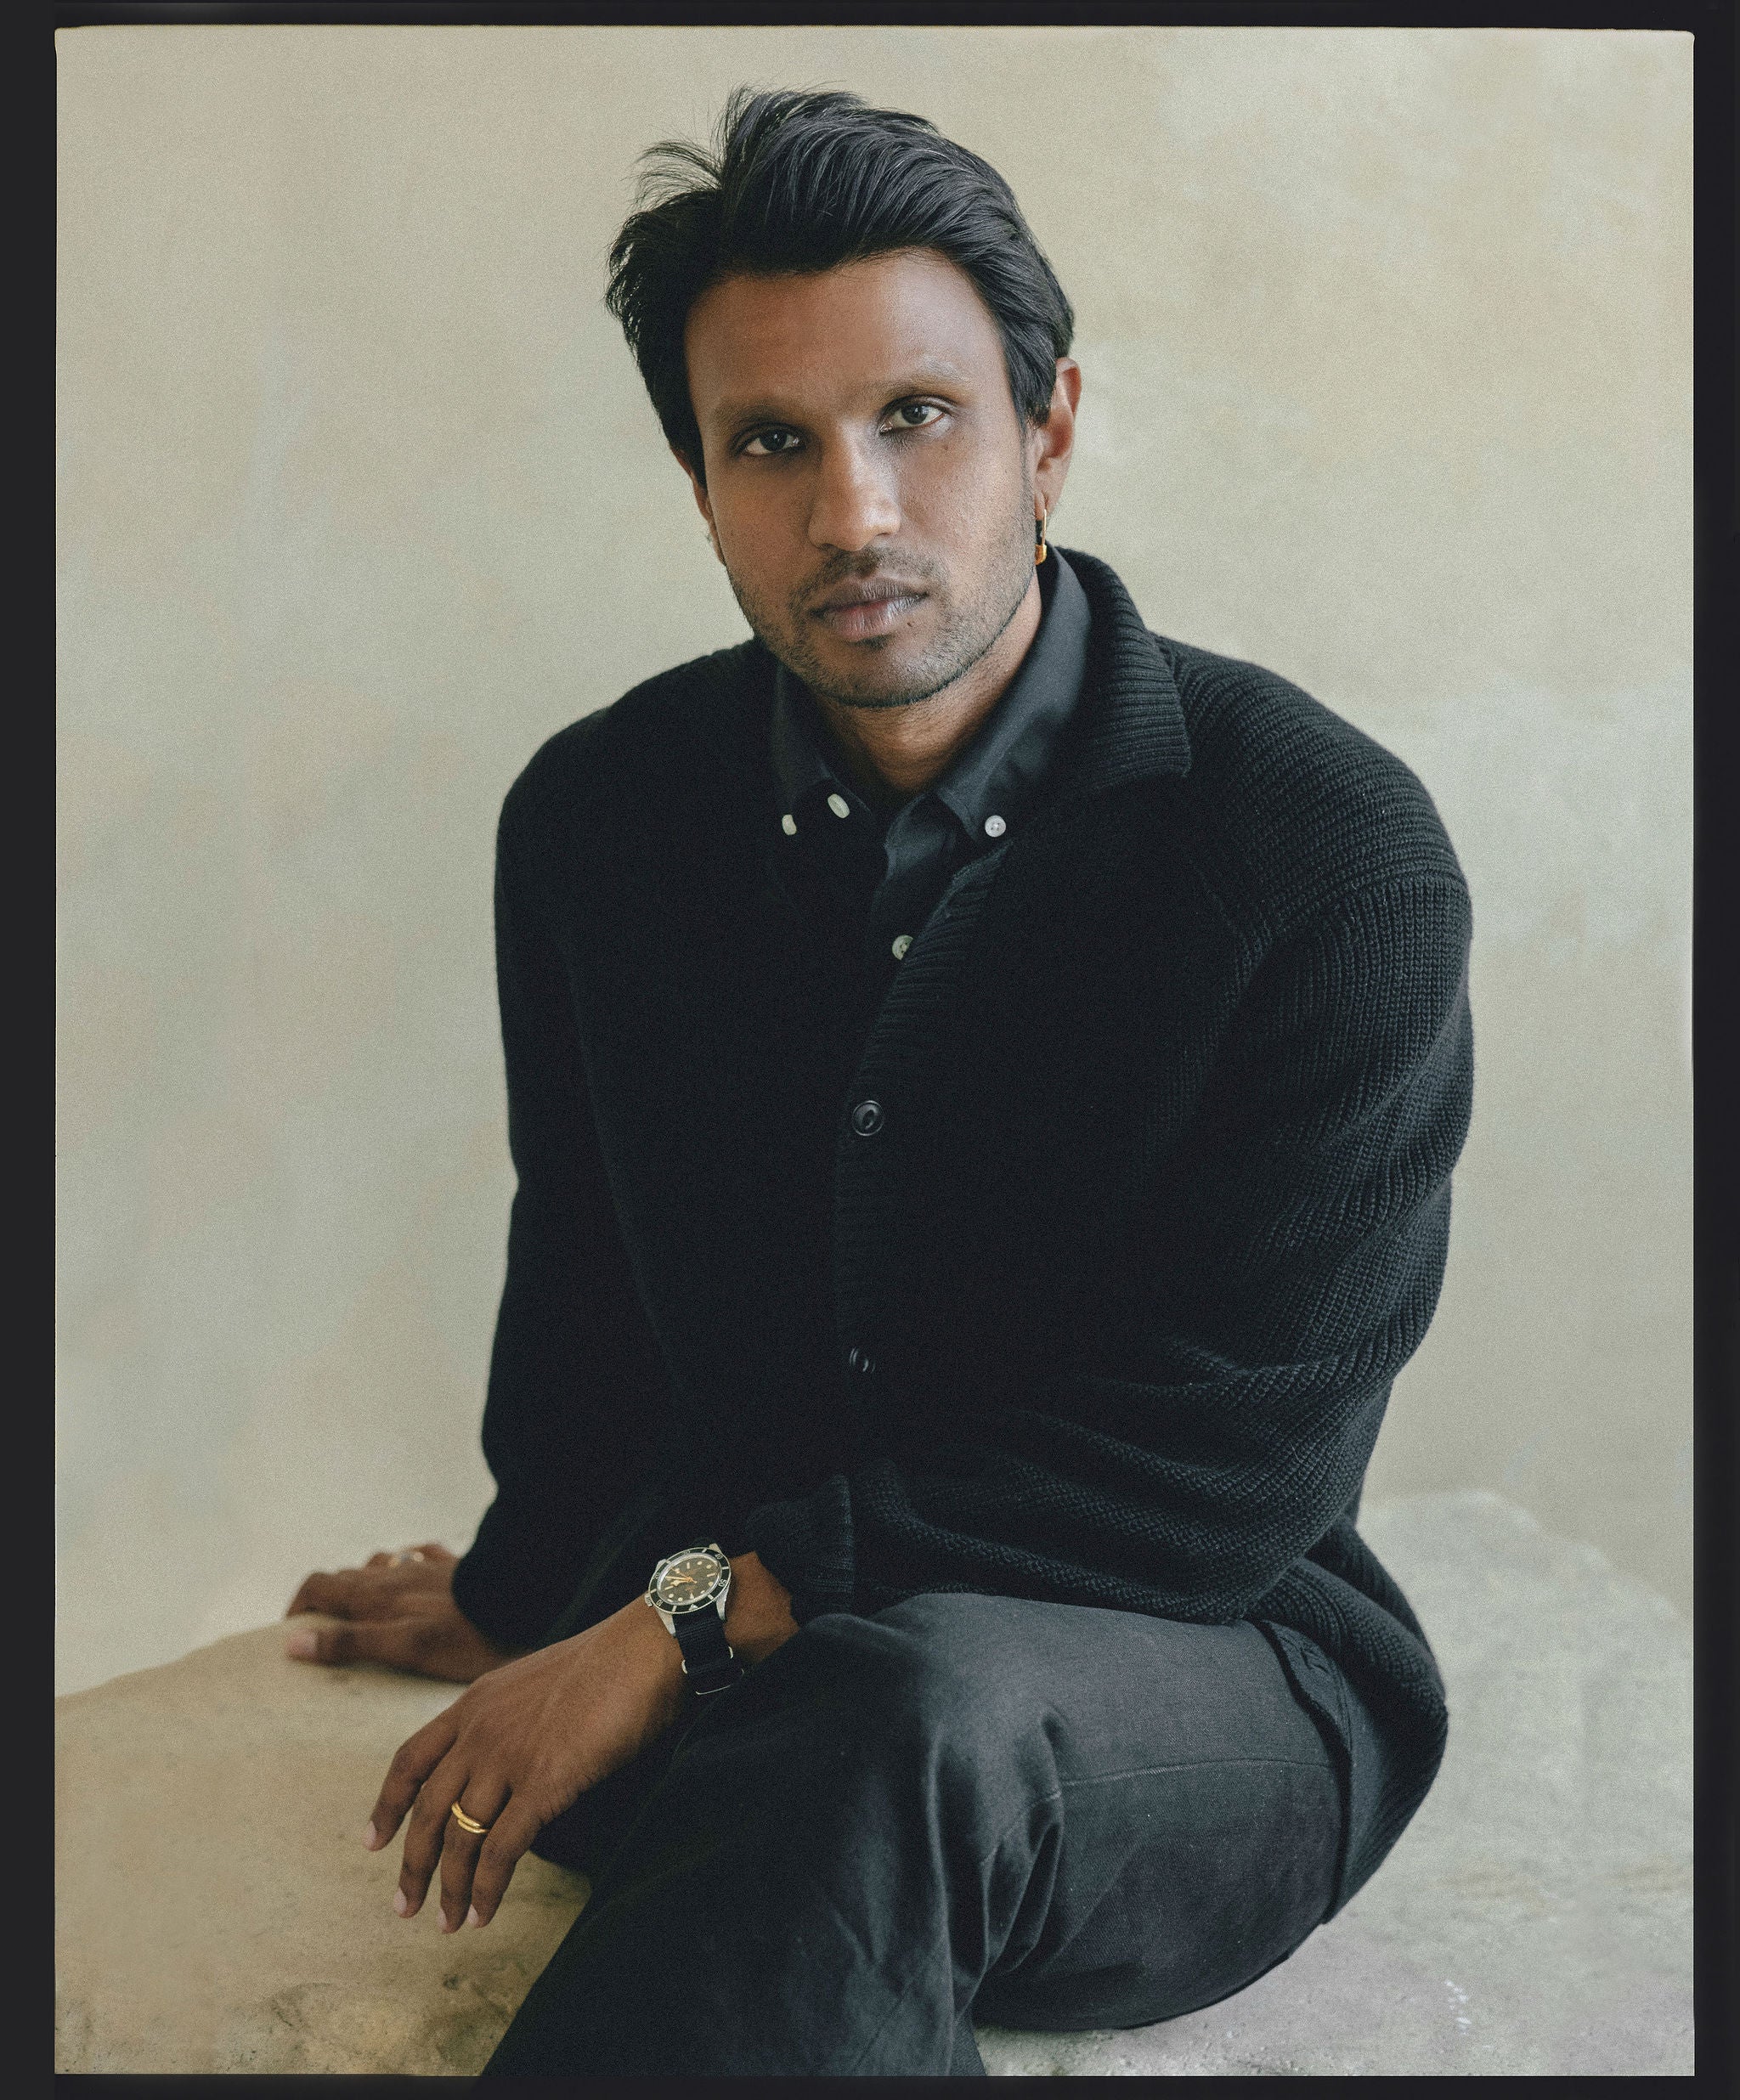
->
[[483, 1591, 1348, 2076]]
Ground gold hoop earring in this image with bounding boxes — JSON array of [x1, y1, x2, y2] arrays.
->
[[1035, 505, 1048, 567]]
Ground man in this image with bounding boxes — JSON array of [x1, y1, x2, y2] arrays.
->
[[286, 88, 1473, 2077]]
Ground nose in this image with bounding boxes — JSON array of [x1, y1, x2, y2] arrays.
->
[[806, 436, 901, 556]]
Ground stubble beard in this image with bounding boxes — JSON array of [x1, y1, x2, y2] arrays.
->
[[721, 505, 1038, 714]]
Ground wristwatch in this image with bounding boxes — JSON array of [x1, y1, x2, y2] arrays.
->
[[645, 1541, 745, 1697]]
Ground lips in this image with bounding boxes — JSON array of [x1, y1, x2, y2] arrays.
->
[[812, 580, 927, 641]]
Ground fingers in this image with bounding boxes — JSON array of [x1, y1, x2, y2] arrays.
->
[[401, 1781, 540, 1933], [364, 1724, 542, 1933], [285, 1616, 438, 1671], [287, 1570, 377, 1621], [437, 1781, 524, 1933], [365, 1708, 460, 1855], [466, 1798, 542, 1928], [288, 1546, 456, 1617], [366, 1542, 455, 1571], [285, 1572, 331, 1617], [396, 1755, 505, 1928]]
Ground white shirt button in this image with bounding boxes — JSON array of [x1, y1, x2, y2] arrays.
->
[[780, 812, 797, 836], [891, 934, 912, 960], [984, 814, 1007, 838], [827, 792, 851, 820]]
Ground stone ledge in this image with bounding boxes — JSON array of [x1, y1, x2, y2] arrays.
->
[[55, 1491, 1692, 2075]]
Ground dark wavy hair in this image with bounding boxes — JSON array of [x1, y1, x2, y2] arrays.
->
[[605, 86, 1076, 480]]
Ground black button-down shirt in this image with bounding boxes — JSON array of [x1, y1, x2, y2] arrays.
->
[[771, 549, 1092, 982]]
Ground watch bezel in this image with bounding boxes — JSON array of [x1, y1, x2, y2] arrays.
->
[[647, 1544, 731, 1617]]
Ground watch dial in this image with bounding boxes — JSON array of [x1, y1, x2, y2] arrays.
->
[[658, 1552, 720, 1607]]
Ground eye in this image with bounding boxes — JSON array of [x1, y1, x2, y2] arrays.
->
[[740, 427, 802, 458], [884, 402, 945, 433]]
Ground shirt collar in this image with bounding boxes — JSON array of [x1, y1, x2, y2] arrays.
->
[[771, 548, 1091, 840]]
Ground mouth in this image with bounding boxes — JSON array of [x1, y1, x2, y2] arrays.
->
[[811, 580, 928, 641]]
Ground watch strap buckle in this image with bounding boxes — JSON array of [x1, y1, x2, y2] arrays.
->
[[681, 1643, 743, 1696]]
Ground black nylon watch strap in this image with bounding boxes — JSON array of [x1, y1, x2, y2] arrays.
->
[[672, 1601, 743, 1695], [661, 1546, 743, 1696]]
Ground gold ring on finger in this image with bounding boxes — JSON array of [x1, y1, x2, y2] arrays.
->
[[449, 1801, 490, 1836]]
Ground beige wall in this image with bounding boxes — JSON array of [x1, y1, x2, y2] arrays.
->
[[56, 25, 1692, 1694]]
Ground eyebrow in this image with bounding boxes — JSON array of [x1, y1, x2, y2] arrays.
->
[[709, 358, 977, 435]]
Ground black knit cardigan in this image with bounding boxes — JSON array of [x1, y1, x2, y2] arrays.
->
[[450, 547, 1475, 1908]]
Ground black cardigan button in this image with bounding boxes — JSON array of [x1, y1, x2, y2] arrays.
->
[[846, 1346, 878, 1375], [850, 1099, 884, 1137]]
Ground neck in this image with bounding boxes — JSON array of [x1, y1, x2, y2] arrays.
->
[[810, 572, 1042, 805]]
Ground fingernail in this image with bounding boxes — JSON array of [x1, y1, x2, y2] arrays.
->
[[393, 1888, 409, 1917], [285, 1631, 316, 1659], [439, 1909, 455, 1934], [466, 1905, 480, 1928], [362, 1822, 378, 1849]]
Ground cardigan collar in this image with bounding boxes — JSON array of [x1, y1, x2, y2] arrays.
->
[[1042, 545, 1192, 804]]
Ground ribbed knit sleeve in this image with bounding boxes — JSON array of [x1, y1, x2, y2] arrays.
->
[[744, 872, 1473, 1646], [449, 784, 670, 1651]]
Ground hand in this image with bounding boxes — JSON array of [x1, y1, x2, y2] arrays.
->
[[362, 1550, 800, 1931], [362, 1590, 690, 1932], [285, 1543, 519, 1682]]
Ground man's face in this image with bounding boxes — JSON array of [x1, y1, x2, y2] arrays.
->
[[681, 249, 1052, 712]]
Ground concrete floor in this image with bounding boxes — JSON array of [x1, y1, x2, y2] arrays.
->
[[55, 1489, 1692, 2075]]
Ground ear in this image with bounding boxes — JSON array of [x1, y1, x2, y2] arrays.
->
[[674, 446, 723, 560], [1031, 358, 1082, 525], [673, 443, 711, 517]]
